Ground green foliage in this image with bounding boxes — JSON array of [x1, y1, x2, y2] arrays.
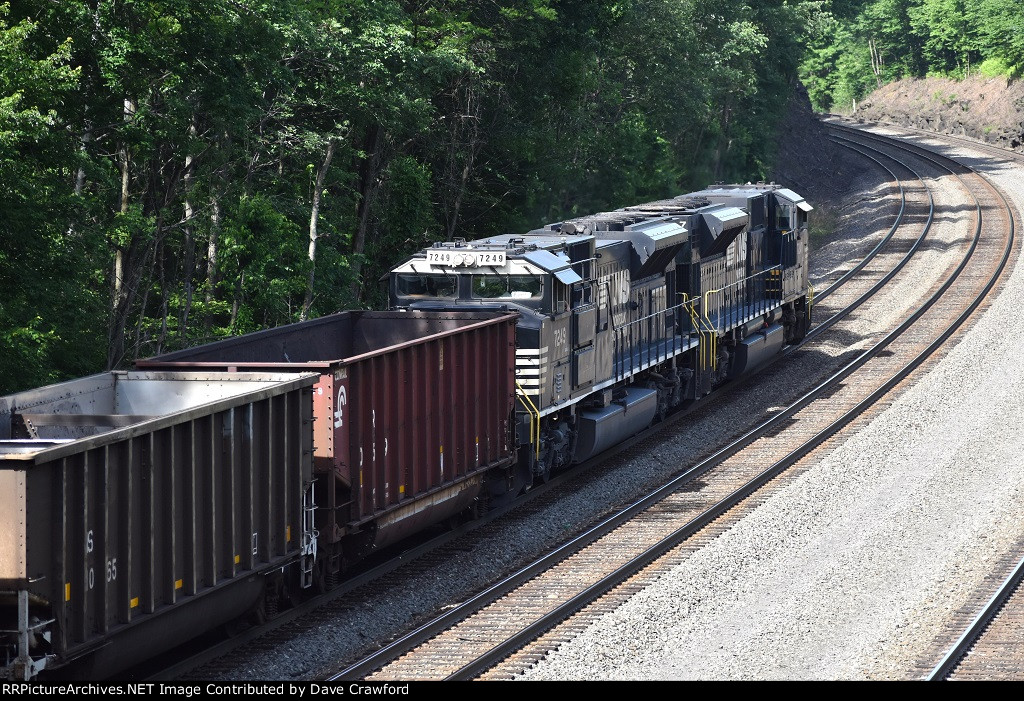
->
[[978, 56, 1017, 78], [1, 0, 820, 392], [800, 0, 1022, 110], [974, 0, 1024, 77], [217, 194, 307, 333]]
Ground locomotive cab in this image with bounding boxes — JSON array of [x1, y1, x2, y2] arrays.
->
[[389, 235, 593, 320]]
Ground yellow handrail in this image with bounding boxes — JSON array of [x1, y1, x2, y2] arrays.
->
[[515, 380, 541, 460], [683, 293, 707, 370], [701, 289, 721, 371]]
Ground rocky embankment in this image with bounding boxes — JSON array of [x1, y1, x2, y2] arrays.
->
[[851, 75, 1024, 152]]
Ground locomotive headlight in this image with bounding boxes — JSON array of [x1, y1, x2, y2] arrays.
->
[[462, 253, 477, 267]]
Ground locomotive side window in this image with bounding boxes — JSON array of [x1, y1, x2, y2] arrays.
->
[[571, 282, 593, 307], [396, 273, 457, 298], [775, 204, 792, 231], [472, 275, 542, 300]]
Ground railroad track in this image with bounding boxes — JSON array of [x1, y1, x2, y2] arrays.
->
[[924, 545, 1024, 680], [149, 123, 1016, 682], [142, 131, 905, 680], [309, 126, 1016, 681], [833, 115, 1024, 168]]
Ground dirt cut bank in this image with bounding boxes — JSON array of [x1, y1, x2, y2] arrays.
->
[[849, 75, 1024, 153]]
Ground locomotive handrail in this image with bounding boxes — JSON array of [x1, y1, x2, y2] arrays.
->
[[515, 380, 541, 459], [682, 294, 714, 372], [701, 289, 719, 370], [703, 265, 785, 330], [611, 297, 700, 381]]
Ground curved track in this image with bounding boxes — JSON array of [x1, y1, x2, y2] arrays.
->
[[140, 135, 915, 683], [316, 126, 1015, 681]]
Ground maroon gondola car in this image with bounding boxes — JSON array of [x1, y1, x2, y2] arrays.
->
[[138, 310, 518, 583]]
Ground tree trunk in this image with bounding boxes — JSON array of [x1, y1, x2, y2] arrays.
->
[[113, 97, 135, 312], [349, 125, 383, 302], [156, 237, 169, 353], [75, 118, 91, 197], [229, 271, 244, 331], [302, 138, 336, 321], [869, 38, 883, 87], [180, 116, 198, 341], [203, 191, 221, 337], [108, 96, 136, 369], [446, 85, 483, 239]]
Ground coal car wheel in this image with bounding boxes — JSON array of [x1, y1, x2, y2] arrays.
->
[[311, 558, 330, 596]]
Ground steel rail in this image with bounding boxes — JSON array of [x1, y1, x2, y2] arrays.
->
[[330, 127, 1012, 682], [927, 553, 1024, 680]]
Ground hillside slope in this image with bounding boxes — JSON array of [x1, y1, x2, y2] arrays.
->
[[850, 76, 1024, 152]]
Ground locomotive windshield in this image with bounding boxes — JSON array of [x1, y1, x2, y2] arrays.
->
[[396, 273, 457, 298], [472, 274, 542, 300]]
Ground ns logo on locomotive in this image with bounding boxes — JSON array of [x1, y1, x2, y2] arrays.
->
[[0, 182, 810, 681], [390, 182, 812, 490]]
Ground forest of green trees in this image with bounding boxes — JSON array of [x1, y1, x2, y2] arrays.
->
[[801, 0, 1024, 111], [1, 0, 1021, 394]]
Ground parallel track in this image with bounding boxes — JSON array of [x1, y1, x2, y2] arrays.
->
[[320, 126, 1015, 681], [141, 132, 915, 682]]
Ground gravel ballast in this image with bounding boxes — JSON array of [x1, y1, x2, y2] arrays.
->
[[192, 125, 1020, 683], [517, 129, 1024, 681]]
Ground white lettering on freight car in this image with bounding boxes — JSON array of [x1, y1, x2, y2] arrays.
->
[[334, 386, 347, 428]]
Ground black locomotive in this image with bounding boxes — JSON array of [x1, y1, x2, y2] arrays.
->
[[389, 182, 812, 489]]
